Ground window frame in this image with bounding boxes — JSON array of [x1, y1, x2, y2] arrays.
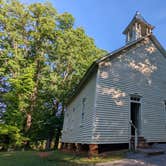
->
[[81, 97, 86, 123], [164, 101, 166, 111]]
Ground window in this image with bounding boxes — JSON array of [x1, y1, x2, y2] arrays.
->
[[81, 98, 86, 121], [70, 107, 75, 130], [64, 112, 69, 131], [130, 96, 141, 102], [164, 101, 166, 130], [164, 101, 166, 112]]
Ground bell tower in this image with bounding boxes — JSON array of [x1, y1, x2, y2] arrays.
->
[[123, 12, 154, 43]]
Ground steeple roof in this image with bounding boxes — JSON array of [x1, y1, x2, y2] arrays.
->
[[123, 11, 154, 34]]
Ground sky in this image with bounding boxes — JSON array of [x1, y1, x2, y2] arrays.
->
[[21, 0, 166, 52]]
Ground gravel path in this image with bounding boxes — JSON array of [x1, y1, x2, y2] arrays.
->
[[96, 144, 166, 166]]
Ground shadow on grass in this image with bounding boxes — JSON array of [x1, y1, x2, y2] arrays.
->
[[48, 161, 95, 166], [43, 152, 95, 166], [43, 150, 126, 166], [0, 150, 126, 166]]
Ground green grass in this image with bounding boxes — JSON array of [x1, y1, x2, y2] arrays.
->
[[0, 150, 126, 166]]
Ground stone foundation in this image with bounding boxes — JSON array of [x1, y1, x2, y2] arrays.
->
[[89, 144, 99, 156], [75, 143, 83, 152], [61, 143, 128, 155], [61, 143, 88, 153]]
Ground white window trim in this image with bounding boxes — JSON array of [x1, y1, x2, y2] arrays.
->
[[164, 101, 166, 111], [80, 97, 86, 127], [164, 101, 166, 130], [130, 95, 142, 104], [129, 94, 142, 147]]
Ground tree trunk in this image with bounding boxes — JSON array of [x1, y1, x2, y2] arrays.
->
[[45, 130, 55, 150], [54, 128, 61, 149], [45, 138, 52, 150], [25, 113, 32, 132], [25, 59, 41, 132]]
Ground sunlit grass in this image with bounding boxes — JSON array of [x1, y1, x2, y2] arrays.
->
[[48, 150, 125, 164]]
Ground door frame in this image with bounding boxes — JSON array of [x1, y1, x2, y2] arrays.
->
[[129, 94, 142, 147]]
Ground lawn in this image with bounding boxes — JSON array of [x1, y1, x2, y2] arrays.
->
[[0, 150, 126, 166]]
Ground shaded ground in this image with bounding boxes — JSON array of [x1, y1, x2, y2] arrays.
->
[[0, 150, 124, 166], [0, 144, 166, 166]]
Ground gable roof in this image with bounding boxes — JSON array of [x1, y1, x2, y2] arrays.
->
[[67, 34, 166, 105], [123, 12, 154, 34]]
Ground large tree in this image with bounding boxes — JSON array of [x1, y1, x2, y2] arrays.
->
[[0, 0, 106, 149]]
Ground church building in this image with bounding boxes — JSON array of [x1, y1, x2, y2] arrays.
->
[[61, 12, 166, 154]]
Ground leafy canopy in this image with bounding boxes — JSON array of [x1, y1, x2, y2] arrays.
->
[[0, 0, 106, 149]]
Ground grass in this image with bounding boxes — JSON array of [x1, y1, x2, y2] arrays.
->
[[0, 150, 126, 166]]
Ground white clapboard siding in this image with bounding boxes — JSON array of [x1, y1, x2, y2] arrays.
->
[[62, 72, 97, 143], [93, 38, 166, 144]]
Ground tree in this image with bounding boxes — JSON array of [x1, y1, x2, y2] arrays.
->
[[0, 0, 106, 150]]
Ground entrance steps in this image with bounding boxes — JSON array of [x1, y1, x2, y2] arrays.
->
[[138, 148, 165, 156], [130, 136, 149, 149], [139, 143, 166, 156], [130, 136, 165, 156]]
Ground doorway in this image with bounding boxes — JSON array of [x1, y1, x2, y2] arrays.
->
[[130, 96, 141, 136]]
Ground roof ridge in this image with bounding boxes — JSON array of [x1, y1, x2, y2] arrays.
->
[[96, 34, 150, 64], [66, 34, 152, 105]]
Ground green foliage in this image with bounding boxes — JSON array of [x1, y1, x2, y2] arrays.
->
[[0, 0, 107, 150], [57, 12, 74, 30], [0, 124, 26, 150], [53, 27, 105, 102]]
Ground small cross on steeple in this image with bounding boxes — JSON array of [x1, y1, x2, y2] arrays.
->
[[123, 12, 154, 44]]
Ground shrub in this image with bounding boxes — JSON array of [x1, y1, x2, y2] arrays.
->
[[0, 124, 26, 151]]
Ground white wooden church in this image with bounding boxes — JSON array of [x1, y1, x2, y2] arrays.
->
[[61, 12, 166, 154]]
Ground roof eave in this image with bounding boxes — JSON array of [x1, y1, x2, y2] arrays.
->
[[66, 34, 166, 106], [66, 37, 146, 106], [150, 35, 166, 56], [66, 61, 99, 105]]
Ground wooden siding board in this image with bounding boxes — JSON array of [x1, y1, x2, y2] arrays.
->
[[62, 36, 166, 145], [62, 72, 97, 143], [94, 38, 166, 144]]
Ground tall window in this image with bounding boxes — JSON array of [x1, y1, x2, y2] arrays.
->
[[81, 98, 86, 121], [164, 101, 166, 117], [65, 113, 69, 131], [164, 101, 166, 129], [71, 107, 75, 130]]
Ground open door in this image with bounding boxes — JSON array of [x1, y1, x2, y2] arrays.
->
[[130, 96, 141, 136]]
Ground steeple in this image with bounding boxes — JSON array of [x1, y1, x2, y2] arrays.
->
[[123, 12, 154, 43]]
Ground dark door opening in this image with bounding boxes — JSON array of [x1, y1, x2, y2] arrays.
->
[[130, 102, 140, 136]]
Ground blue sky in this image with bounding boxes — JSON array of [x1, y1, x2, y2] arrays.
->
[[21, 0, 166, 52]]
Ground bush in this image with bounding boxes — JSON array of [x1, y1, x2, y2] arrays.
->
[[0, 124, 26, 151]]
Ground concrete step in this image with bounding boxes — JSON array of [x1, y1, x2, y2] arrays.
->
[[138, 148, 165, 156], [130, 136, 149, 148]]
